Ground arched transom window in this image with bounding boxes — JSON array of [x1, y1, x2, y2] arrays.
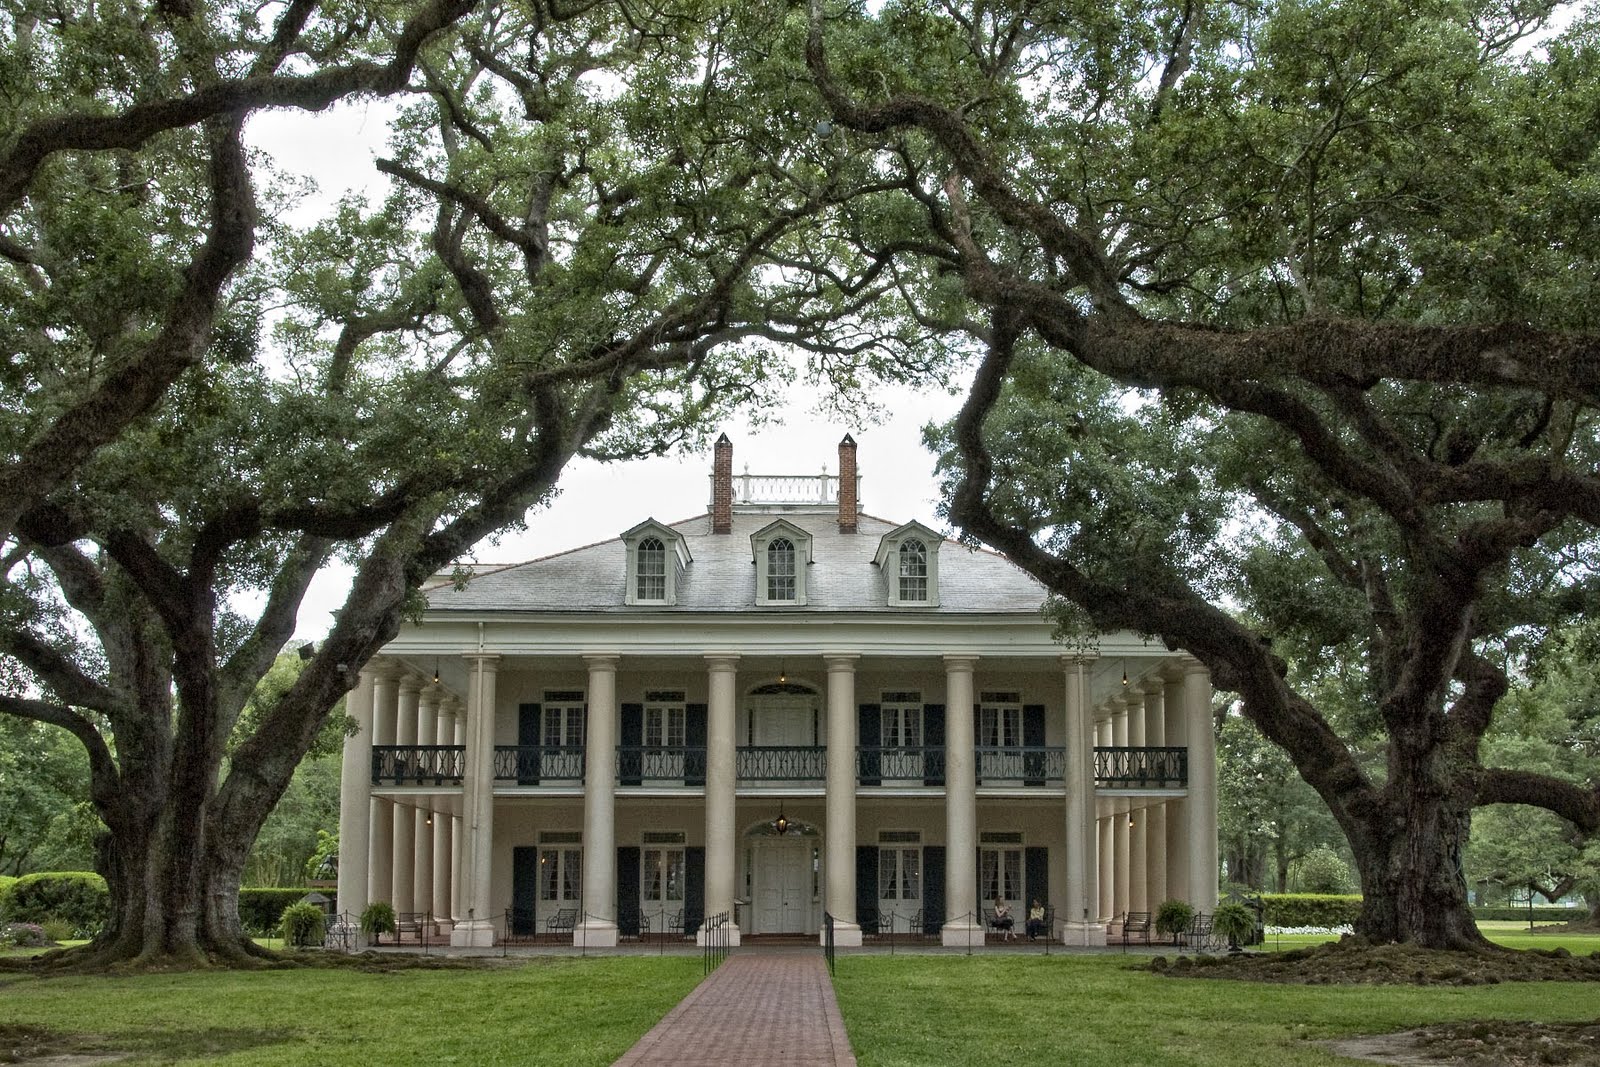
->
[[637, 536, 666, 601], [898, 539, 928, 602], [767, 537, 796, 602]]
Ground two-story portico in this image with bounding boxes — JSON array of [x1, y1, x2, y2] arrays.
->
[[334, 435, 1218, 948]]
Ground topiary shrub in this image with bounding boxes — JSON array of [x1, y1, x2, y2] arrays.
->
[[280, 902, 327, 948], [0, 872, 108, 935], [1155, 900, 1195, 944], [360, 901, 396, 942], [1290, 846, 1353, 894], [237, 888, 318, 935]]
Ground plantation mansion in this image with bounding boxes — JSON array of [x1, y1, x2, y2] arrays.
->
[[335, 436, 1218, 947]]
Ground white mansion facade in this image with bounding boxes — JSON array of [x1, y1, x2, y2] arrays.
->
[[335, 436, 1219, 947]]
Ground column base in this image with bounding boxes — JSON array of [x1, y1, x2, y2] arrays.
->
[[941, 920, 986, 947], [1060, 921, 1107, 947], [695, 923, 741, 948], [574, 920, 619, 948], [450, 919, 496, 947], [823, 922, 862, 948]]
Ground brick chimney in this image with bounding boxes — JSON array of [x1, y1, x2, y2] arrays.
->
[[837, 434, 858, 533], [712, 433, 733, 534]]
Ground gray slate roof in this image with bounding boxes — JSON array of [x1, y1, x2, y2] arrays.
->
[[428, 511, 1048, 615]]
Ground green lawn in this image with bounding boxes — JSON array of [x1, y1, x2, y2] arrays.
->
[[831, 953, 1600, 1067], [0, 955, 703, 1066], [1261, 921, 1600, 955]]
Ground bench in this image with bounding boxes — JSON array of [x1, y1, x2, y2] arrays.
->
[[546, 907, 578, 938], [984, 902, 1017, 941], [1120, 910, 1153, 948]]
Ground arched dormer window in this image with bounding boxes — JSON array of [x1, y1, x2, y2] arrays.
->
[[767, 537, 796, 602], [875, 521, 941, 607], [750, 519, 811, 606], [622, 520, 689, 606], [637, 536, 666, 602], [898, 539, 928, 602]]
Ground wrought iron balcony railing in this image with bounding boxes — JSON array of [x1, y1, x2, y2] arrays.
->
[[371, 744, 466, 785], [616, 745, 708, 786], [493, 745, 584, 784], [857, 746, 946, 785], [1094, 745, 1188, 787], [976, 746, 1067, 785], [737, 745, 826, 781]]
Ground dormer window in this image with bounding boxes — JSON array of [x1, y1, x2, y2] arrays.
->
[[767, 538, 797, 601], [876, 521, 941, 607], [898, 539, 928, 602], [623, 520, 690, 605], [751, 519, 812, 606]]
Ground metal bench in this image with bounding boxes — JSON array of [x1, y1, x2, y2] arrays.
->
[[1120, 910, 1153, 948], [546, 907, 578, 938]]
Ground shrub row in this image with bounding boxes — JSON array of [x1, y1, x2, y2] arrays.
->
[[1260, 893, 1363, 928], [0, 872, 108, 934], [1472, 905, 1584, 923], [0, 875, 326, 936]]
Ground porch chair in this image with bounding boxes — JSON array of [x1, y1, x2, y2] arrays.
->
[[1120, 910, 1153, 948], [545, 907, 578, 939], [984, 901, 1017, 942]]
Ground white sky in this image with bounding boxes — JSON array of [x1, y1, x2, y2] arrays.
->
[[244, 103, 970, 638]]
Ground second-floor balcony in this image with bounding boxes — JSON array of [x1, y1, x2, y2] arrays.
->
[[371, 743, 1189, 790]]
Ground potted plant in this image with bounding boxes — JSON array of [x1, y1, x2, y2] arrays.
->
[[1154, 900, 1195, 946], [360, 901, 397, 944], [280, 902, 326, 949], [1212, 902, 1254, 955]]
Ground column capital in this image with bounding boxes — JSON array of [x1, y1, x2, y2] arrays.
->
[[420, 683, 444, 706], [462, 652, 501, 672], [941, 653, 979, 672], [583, 652, 621, 671], [1179, 654, 1210, 676], [399, 672, 426, 694], [363, 657, 402, 681], [823, 653, 859, 672], [704, 652, 741, 671], [443, 696, 464, 717], [1060, 652, 1098, 669], [1141, 677, 1167, 697]]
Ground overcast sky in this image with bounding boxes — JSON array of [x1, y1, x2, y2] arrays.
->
[[244, 103, 971, 638]]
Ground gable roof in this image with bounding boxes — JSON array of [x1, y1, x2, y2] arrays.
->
[[424, 511, 1046, 615]]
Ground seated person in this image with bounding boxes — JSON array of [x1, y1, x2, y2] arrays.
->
[[990, 895, 1014, 939], [1026, 899, 1047, 940]]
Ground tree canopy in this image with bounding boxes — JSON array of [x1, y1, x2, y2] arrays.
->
[[802, 0, 1600, 946]]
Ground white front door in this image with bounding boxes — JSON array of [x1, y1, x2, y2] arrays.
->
[[754, 842, 811, 934], [753, 695, 815, 746]]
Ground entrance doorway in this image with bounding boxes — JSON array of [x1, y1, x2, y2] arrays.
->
[[753, 841, 813, 934]]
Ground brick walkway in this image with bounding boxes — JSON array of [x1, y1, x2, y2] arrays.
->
[[612, 949, 857, 1066]]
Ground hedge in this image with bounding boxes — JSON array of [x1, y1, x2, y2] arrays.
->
[[238, 888, 323, 934], [1472, 905, 1584, 923], [0, 872, 109, 934], [1260, 893, 1363, 928]]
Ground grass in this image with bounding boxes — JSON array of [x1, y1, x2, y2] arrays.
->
[[1260, 920, 1600, 955], [0, 955, 703, 1066], [831, 953, 1600, 1067]]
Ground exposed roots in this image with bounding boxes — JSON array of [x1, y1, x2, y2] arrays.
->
[[1149, 936, 1600, 985]]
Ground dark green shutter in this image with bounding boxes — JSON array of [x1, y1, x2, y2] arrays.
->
[[618, 846, 641, 937], [1023, 704, 1046, 786], [923, 704, 945, 787], [856, 846, 879, 933], [517, 703, 541, 785], [620, 703, 643, 786], [685, 704, 707, 786], [684, 846, 706, 937], [511, 846, 539, 935], [922, 846, 945, 935], [858, 703, 881, 786], [973, 702, 983, 785], [1025, 846, 1049, 914]]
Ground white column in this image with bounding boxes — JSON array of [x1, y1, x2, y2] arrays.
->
[[368, 665, 398, 907], [1096, 715, 1115, 924], [1126, 689, 1148, 915], [1112, 699, 1131, 922], [579, 653, 620, 947], [337, 667, 376, 930], [942, 654, 982, 945], [702, 653, 742, 946], [391, 675, 421, 915], [1143, 680, 1168, 909], [824, 654, 861, 946], [1184, 658, 1218, 913], [432, 698, 455, 932], [412, 684, 440, 920], [1163, 672, 1190, 905], [449, 699, 466, 923], [1061, 654, 1104, 945], [451, 654, 499, 947]]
